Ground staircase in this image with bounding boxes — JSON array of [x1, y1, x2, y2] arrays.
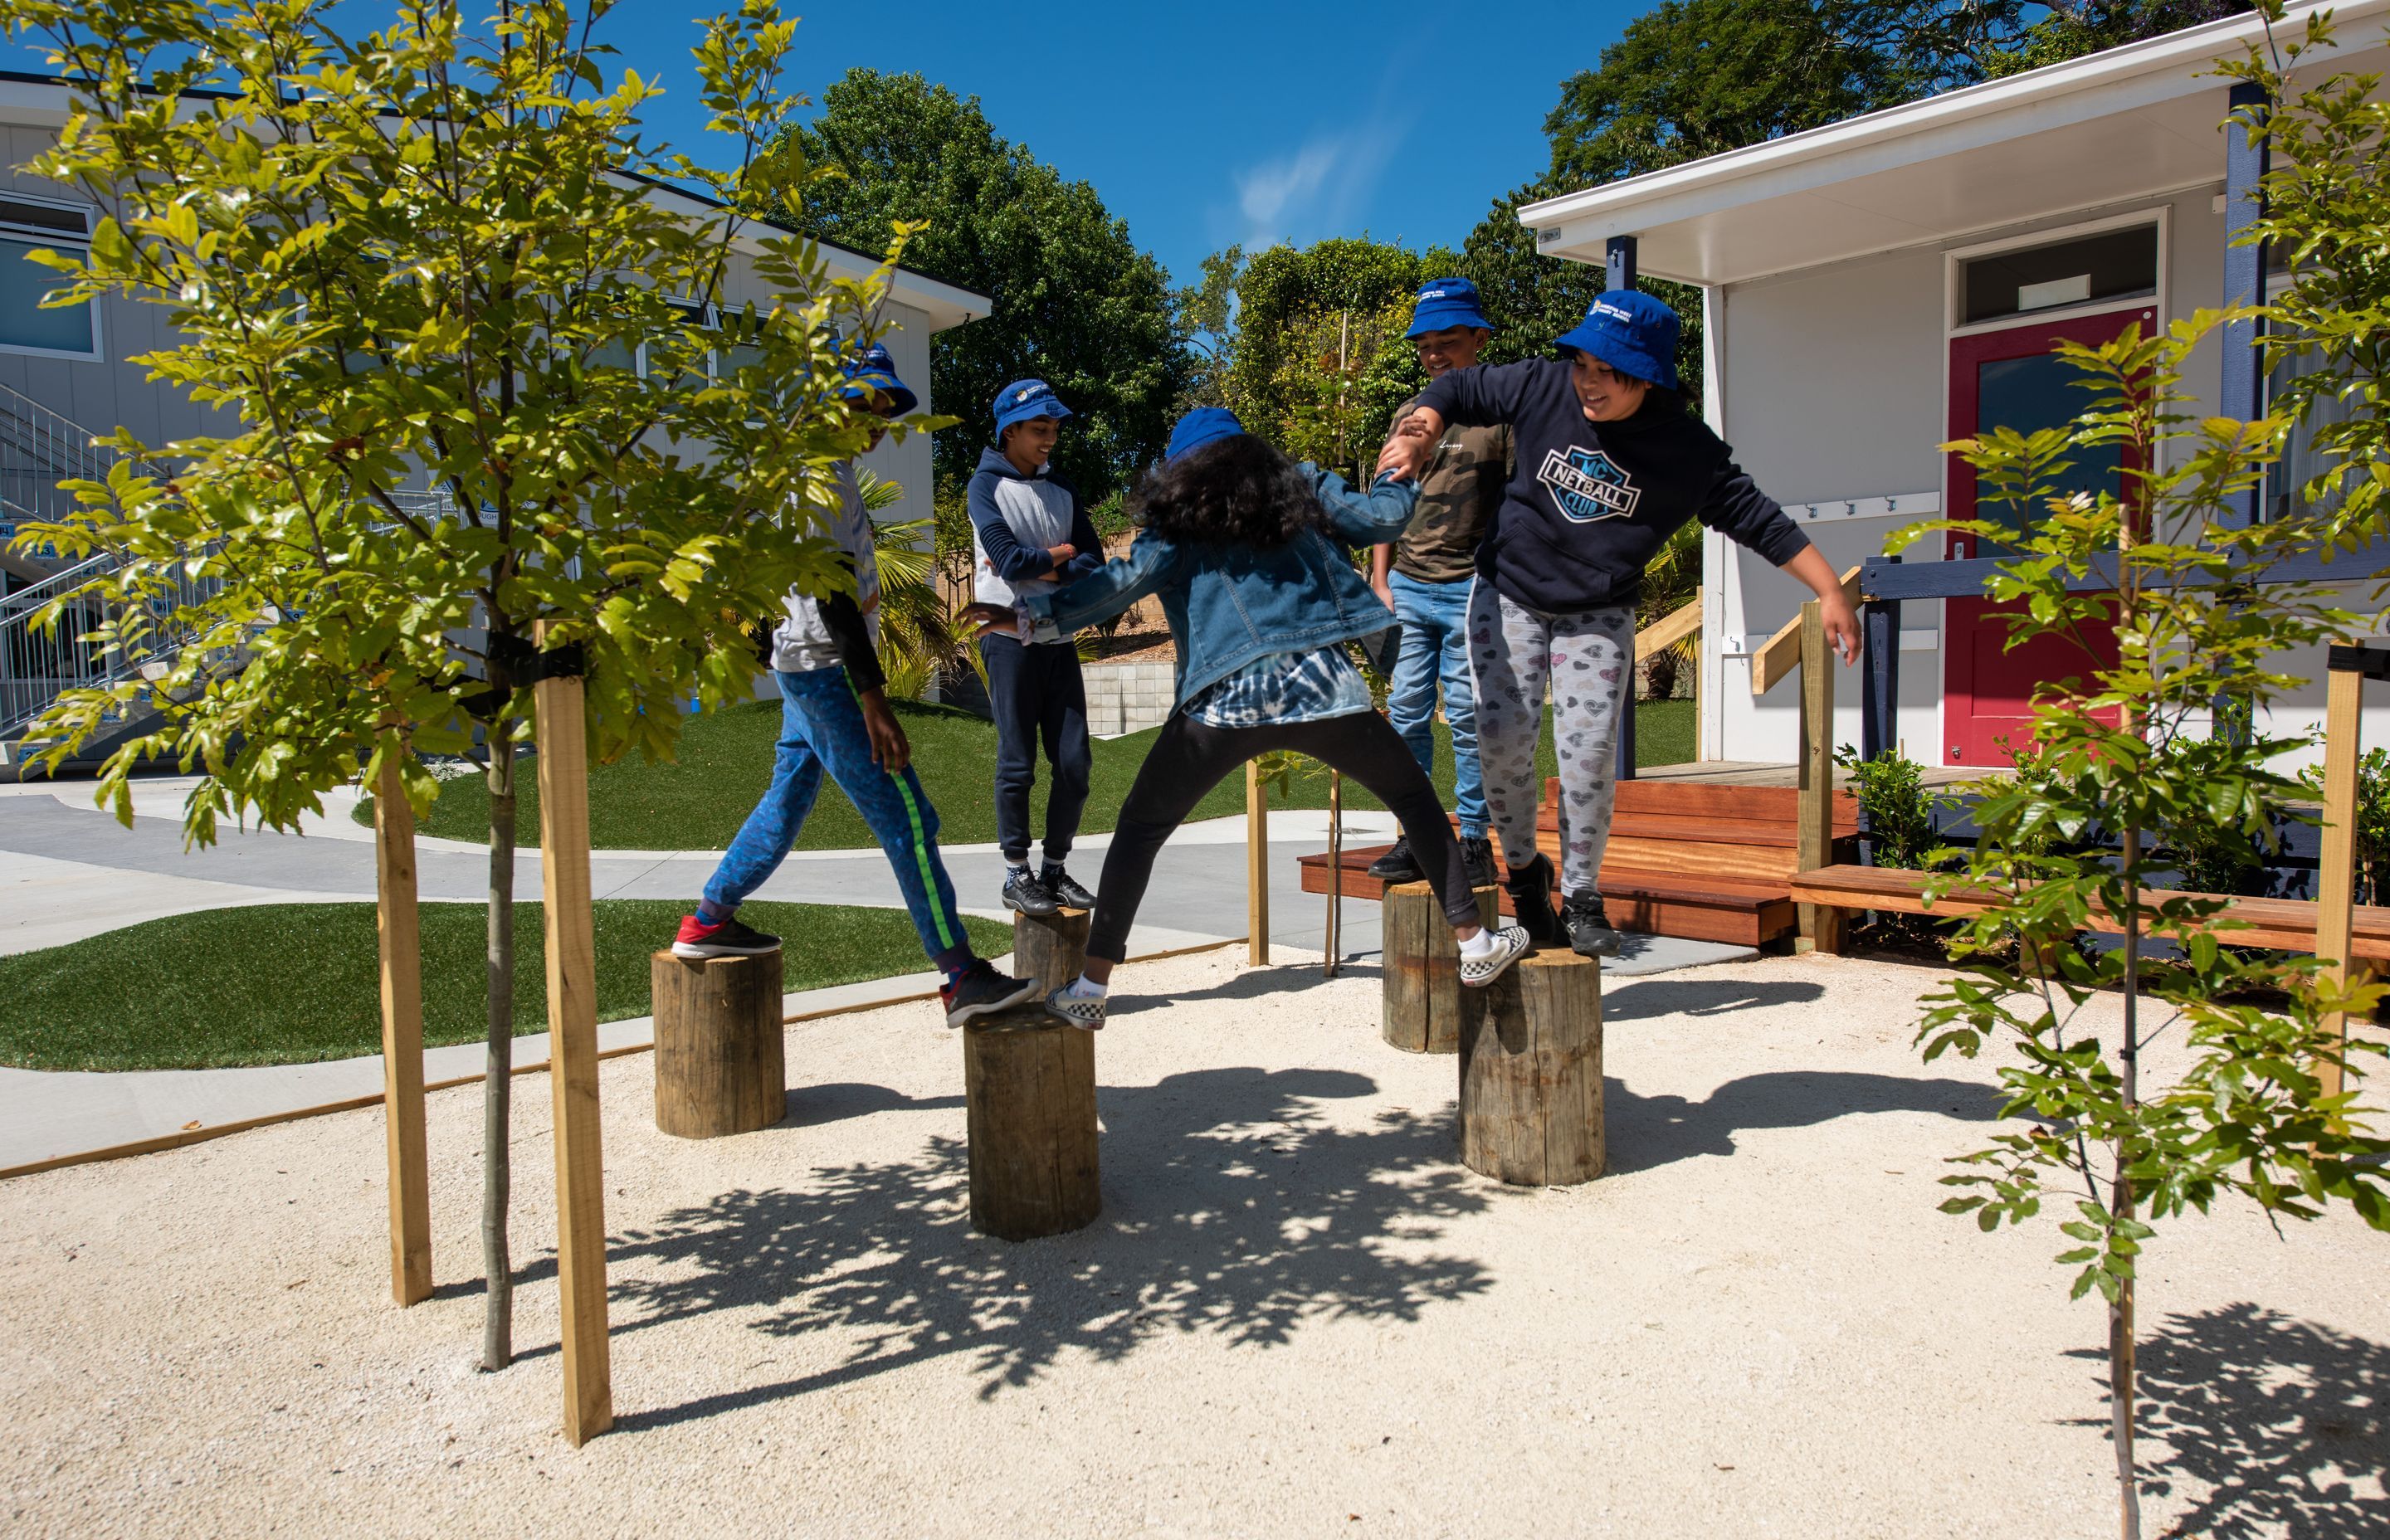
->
[[1299, 774, 1860, 946]]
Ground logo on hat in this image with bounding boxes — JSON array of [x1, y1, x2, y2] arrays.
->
[[1016, 387, 1038, 402], [1591, 300, 1636, 324], [1538, 446, 1641, 523]]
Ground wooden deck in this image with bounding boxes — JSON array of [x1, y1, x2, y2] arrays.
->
[[1632, 759, 1983, 791]]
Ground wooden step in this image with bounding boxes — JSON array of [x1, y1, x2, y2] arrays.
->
[[1549, 776, 1860, 834], [1296, 844, 1795, 947]]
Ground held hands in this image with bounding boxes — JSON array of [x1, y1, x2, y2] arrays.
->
[[1377, 431, 1430, 483], [960, 602, 1027, 641], [1048, 543, 1078, 567], [857, 686, 911, 772]]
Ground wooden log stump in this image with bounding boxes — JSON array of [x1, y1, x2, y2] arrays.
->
[[651, 949, 787, 1139], [1382, 881, 1503, 1054], [963, 1003, 1100, 1240], [1456, 951, 1604, 1186], [1013, 907, 1091, 997]]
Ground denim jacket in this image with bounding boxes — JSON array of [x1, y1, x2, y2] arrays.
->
[[1024, 465, 1417, 709]]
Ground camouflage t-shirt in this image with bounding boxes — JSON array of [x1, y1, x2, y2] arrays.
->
[[1390, 398, 1511, 584]]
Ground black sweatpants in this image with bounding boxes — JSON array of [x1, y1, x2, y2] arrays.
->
[[1086, 709, 1481, 964], [980, 633, 1093, 865]]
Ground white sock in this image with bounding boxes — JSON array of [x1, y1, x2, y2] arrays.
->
[[1456, 928, 1497, 959], [1061, 974, 1109, 999]]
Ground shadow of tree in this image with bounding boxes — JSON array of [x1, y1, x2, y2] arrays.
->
[[2066, 1303, 2389, 1538], [1603, 1070, 2003, 1174], [1104, 961, 1383, 1019], [606, 1065, 1495, 1430]]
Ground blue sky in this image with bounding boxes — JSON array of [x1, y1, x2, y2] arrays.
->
[[5, 0, 1640, 288]]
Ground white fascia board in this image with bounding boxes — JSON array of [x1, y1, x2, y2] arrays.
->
[[1519, 0, 2388, 238]]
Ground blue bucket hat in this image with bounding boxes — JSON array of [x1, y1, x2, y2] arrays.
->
[[1554, 290, 1680, 390], [1165, 406, 1245, 463], [841, 342, 919, 416], [1405, 275, 1492, 339], [993, 378, 1073, 436]]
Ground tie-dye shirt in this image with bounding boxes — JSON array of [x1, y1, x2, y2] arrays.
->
[[1183, 645, 1371, 728]]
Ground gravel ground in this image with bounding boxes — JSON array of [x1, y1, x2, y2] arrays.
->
[[3, 949, 2385, 1539]]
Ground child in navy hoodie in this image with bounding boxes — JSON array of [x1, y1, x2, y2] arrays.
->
[[968, 379, 1105, 918], [1397, 291, 1859, 957]]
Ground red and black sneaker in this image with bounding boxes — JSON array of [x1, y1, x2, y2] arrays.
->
[[671, 913, 783, 959]]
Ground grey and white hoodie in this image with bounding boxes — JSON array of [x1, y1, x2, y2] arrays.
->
[[966, 445, 1103, 607], [770, 459, 885, 690]]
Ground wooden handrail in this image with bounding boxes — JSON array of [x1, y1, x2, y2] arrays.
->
[[1634, 595, 1701, 661], [1750, 564, 1861, 695]]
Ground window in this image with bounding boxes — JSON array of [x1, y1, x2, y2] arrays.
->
[[0, 195, 98, 358], [2267, 337, 2357, 521], [1958, 223, 2158, 327]]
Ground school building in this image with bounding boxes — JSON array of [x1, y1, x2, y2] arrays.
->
[[0, 70, 987, 748], [1520, 0, 2389, 776]]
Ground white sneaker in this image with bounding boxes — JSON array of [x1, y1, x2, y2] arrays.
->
[[1045, 983, 1107, 1031], [1458, 925, 1532, 987]]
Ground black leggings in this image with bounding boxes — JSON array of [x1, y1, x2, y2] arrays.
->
[[1087, 709, 1482, 964]]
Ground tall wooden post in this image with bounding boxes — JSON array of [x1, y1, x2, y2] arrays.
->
[[2315, 651, 2368, 1099], [1246, 760, 1270, 966], [1795, 600, 1846, 954], [373, 756, 432, 1307], [532, 626, 612, 1445], [1324, 770, 1343, 977]]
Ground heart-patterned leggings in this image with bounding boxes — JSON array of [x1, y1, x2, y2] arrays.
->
[[1464, 581, 1634, 899]]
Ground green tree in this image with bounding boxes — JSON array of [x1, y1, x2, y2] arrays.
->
[[1900, 313, 2389, 1539], [6, 0, 906, 1369], [781, 69, 1185, 501]]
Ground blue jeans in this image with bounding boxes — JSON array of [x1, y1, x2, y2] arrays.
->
[[1384, 571, 1486, 839], [702, 665, 974, 969]]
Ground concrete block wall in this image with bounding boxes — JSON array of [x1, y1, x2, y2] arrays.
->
[[1084, 660, 1176, 738]]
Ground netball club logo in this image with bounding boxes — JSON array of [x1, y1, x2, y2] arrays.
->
[[1538, 445, 1641, 522]]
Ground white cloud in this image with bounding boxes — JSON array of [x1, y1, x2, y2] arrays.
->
[[1230, 119, 1404, 251]]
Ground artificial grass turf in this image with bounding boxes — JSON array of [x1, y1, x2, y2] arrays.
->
[[0, 900, 1010, 1072], [407, 695, 1700, 851]]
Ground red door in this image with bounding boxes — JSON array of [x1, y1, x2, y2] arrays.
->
[[1942, 306, 2151, 768]]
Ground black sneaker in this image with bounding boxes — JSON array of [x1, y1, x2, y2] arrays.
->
[[1042, 866, 1098, 910], [1367, 836, 1424, 882], [1002, 868, 1060, 919], [671, 913, 783, 959], [940, 962, 1038, 1027], [1461, 836, 1499, 889], [1563, 894, 1625, 958], [1504, 852, 1567, 948]]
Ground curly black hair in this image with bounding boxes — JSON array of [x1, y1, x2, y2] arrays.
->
[[1128, 432, 1325, 549]]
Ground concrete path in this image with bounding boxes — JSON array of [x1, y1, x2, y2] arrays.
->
[[0, 773, 1758, 1171]]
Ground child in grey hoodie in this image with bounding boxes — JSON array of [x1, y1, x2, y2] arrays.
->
[[968, 378, 1105, 918]]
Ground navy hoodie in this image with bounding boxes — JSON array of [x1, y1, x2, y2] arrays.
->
[[1416, 358, 1809, 614]]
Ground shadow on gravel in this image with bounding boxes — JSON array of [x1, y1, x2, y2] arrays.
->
[[2065, 1303, 2390, 1538], [1602, 1070, 2003, 1175], [1599, 977, 1826, 1022], [607, 1064, 1491, 1430], [1105, 960, 1385, 1017]]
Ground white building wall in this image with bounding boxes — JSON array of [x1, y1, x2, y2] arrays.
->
[[1695, 182, 2349, 769]]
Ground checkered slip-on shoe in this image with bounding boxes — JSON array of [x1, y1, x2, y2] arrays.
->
[[1457, 924, 1532, 987]]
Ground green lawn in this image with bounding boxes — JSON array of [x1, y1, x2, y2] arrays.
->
[[0, 900, 1009, 1072], [406, 696, 1698, 851]]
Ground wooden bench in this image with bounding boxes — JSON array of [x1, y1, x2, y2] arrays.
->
[[1791, 863, 2390, 959]]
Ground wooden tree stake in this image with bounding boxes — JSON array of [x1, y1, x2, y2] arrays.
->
[[1456, 951, 1605, 1186], [1795, 599, 1846, 954], [533, 628, 612, 1445], [373, 757, 432, 1307], [1382, 880, 1504, 1054], [651, 951, 786, 1138], [963, 1005, 1101, 1240], [2316, 662, 2363, 1099], [1246, 760, 1270, 966], [1324, 770, 1343, 977], [1014, 907, 1091, 997]]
